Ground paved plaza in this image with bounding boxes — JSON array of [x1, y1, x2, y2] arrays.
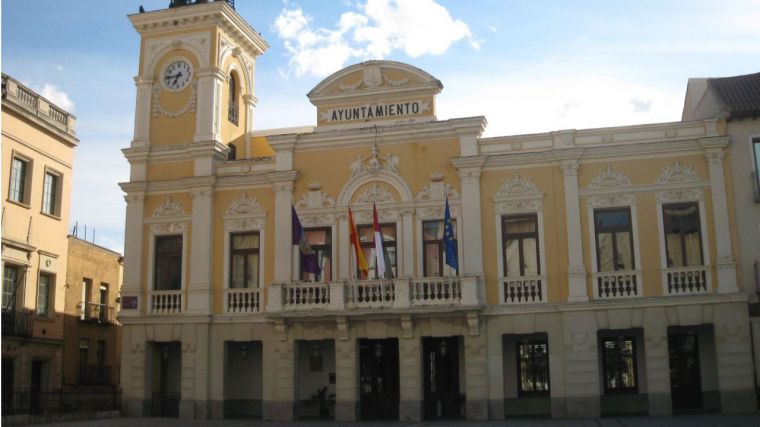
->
[[38, 414, 760, 427]]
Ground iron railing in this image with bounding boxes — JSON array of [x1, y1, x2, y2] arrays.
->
[[80, 302, 115, 324], [1, 388, 121, 415], [1, 310, 33, 337]]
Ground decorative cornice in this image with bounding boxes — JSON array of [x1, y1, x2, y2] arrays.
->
[[657, 161, 700, 184], [493, 173, 539, 197], [152, 197, 185, 217], [225, 193, 263, 216], [588, 165, 631, 189], [355, 183, 396, 204]]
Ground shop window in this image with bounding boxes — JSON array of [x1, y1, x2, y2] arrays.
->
[[357, 223, 397, 279], [154, 235, 183, 290], [229, 232, 259, 288], [422, 220, 457, 277], [516, 340, 550, 397], [663, 203, 703, 267], [300, 227, 331, 282]]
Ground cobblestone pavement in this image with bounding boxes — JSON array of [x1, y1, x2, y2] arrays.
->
[[40, 414, 760, 427]]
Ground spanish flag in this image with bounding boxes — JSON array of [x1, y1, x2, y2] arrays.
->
[[348, 206, 369, 279]]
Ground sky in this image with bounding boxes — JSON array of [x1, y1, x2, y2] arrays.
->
[[2, 0, 759, 253]]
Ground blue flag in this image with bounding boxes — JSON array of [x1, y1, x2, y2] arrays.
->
[[444, 196, 458, 273], [292, 206, 321, 276]]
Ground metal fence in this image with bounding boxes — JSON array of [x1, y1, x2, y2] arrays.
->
[[1, 310, 33, 337], [1, 388, 121, 415]]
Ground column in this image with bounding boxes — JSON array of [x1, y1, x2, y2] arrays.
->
[[486, 327, 504, 420], [242, 94, 257, 157], [121, 192, 145, 317], [262, 338, 295, 421], [642, 307, 672, 416], [562, 311, 600, 418], [561, 161, 588, 302], [401, 208, 414, 277], [194, 67, 225, 143], [186, 187, 214, 315], [399, 337, 422, 421], [334, 338, 358, 421], [464, 332, 488, 420], [705, 148, 739, 293], [131, 76, 152, 148], [180, 324, 211, 419], [272, 180, 294, 283], [714, 303, 758, 412], [455, 157, 486, 278], [338, 214, 350, 280]]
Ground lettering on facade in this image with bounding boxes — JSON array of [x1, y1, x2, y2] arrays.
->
[[321, 100, 430, 123]]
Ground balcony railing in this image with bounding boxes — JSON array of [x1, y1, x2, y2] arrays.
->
[[224, 288, 261, 313], [663, 266, 709, 295], [267, 276, 479, 313], [500, 276, 547, 304], [149, 290, 183, 315], [1, 73, 76, 137], [1, 388, 121, 415], [78, 365, 117, 387], [2, 310, 33, 337], [593, 270, 641, 299], [79, 302, 115, 324]]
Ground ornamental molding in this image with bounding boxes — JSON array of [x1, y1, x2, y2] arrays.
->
[[224, 217, 265, 232], [150, 222, 187, 235], [495, 199, 544, 215], [415, 203, 461, 220], [143, 33, 211, 76], [349, 143, 399, 177], [656, 188, 705, 203], [657, 161, 700, 184], [350, 207, 401, 224], [337, 64, 413, 92], [152, 197, 185, 218], [355, 183, 396, 204], [494, 173, 540, 198], [294, 183, 336, 209], [587, 193, 636, 209], [415, 174, 461, 202], [492, 174, 544, 214], [588, 165, 631, 189], [225, 193, 263, 216], [152, 80, 198, 118], [298, 213, 336, 227]]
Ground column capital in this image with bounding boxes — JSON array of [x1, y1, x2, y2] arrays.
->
[[243, 94, 258, 107], [124, 192, 146, 205], [704, 148, 726, 166], [133, 75, 154, 86], [190, 186, 215, 201], [560, 160, 580, 176], [196, 66, 227, 81]]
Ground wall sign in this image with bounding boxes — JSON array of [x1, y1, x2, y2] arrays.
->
[[121, 296, 138, 310], [320, 100, 430, 123]]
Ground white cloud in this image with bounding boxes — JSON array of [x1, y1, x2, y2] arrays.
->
[[273, 0, 477, 78], [38, 83, 75, 112]]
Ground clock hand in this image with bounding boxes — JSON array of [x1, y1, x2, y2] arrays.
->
[[172, 72, 183, 85]]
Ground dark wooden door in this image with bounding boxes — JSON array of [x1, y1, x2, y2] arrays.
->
[[423, 336, 462, 419], [30, 361, 42, 415], [359, 338, 399, 420], [668, 330, 703, 412]]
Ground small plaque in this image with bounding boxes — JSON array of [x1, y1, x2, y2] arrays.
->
[[121, 296, 138, 310]]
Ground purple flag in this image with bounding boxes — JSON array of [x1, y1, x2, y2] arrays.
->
[[292, 206, 321, 275]]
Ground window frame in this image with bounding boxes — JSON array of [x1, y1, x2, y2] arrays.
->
[[36, 273, 53, 317], [600, 335, 639, 395], [356, 222, 397, 280], [152, 234, 184, 291], [7, 152, 32, 207], [501, 214, 541, 277], [515, 339, 551, 397], [593, 207, 636, 272], [421, 219, 458, 278], [40, 168, 62, 218], [3, 264, 23, 312], [299, 227, 332, 283], [228, 72, 239, 125], [228, 231, 261, 289], [661, 202, 705, 268]]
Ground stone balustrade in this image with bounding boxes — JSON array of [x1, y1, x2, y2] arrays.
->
[[592, 270, 641, 299], [149, 290, 183, 315], [499, 276, 547, 304], [663, 266, 709, 295]]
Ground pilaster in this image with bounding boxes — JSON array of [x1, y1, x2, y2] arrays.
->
[[262, 339, 295, 421], [401, 208, 415, 277], [464, 332, 488, 420], [334, 338, 358, 421], [272, 178, 295, 282], [121, 192, 145, 317], [642, 307, 672, 416], [398, 336, 422, 421], [713, 303, 758, 412], [561, 160, 588, 302], [194, 67, 226, 143], [454, 156, 486, 279], [186, 186, 214, 315], [562, 311, 600, 418], [242, 93, 257, 157], [337, 213, 350, 280], [132, 76, 153, 148], [704, 147, 738, 293]]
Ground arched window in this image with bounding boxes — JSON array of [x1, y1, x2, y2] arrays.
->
[[228, 72, 239, 125]]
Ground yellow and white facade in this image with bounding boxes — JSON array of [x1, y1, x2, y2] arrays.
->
[[119, 2, 758, 420]]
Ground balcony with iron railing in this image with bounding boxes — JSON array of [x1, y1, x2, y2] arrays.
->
[[79, 302, 116, 325], [2, 310, 34, 337], [266, 276, 479, 314]]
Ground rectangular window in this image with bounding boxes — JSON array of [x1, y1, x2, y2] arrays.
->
[[753, 139, 760, 201], [516, 340, 550, 397], [601, 336, 638, 394], [41, 172, 58, 215], [300, 228, 331, 282], [502, 214, 540, 277], [229, 232, 259, 288], [9, 157, 28, 204], [357, 223, 397, 279], [3, 265, 20, 311], [663, 203, 703, 267], [99, 284, 109, 322], [36, 274, 52, 316], [154, 235, 182, 290], [594, 208, 634, 271], [79, 339, 89, 382], [422, 220, 457, 277]]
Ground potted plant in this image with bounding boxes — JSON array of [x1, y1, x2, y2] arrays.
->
[[310, 386, 335, 419]]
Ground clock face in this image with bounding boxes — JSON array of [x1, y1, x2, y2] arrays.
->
[[162, 60, 193, 91]]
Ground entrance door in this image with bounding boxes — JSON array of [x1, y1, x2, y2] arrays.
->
[[30, 361, 42, 415], [423, 336, 462, 419], [668, 330, 702, 412], [152, 342, 180, 417], [359, 338, 399, 420], [3, 359, 15, 414]]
